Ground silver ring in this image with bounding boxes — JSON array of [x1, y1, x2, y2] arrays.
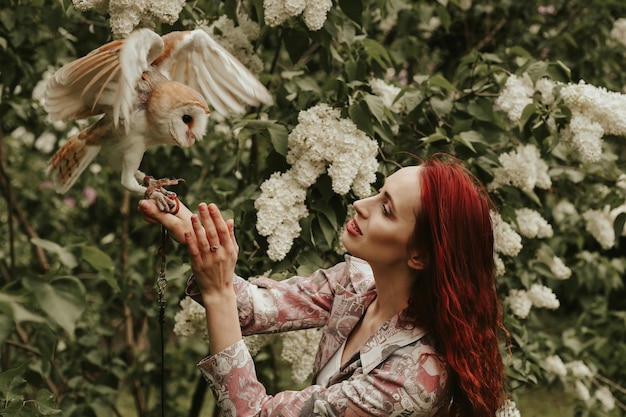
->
[[210, 246, 219, 252]]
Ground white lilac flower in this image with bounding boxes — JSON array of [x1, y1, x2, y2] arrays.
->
[[552, 200, 579, 225], [567, 360, 594, 379], [286, 103, 378, 197], [173, 296, 209, 340], [174, 296, 271, 355], [611, 18, 626, 48], [542, 354, 568, 377], [34, 132, 57, 154], [514, 208, 554, 239], [617, 174, 626, 191], [242, 334, 272, 357], [528, 284, 560, 310], [255, 171, 309, 261], [302, 0, 332, 31], [489, 144, 551, 193], [417, 16, 442, 39], [370, 78, 402, 112], [594, 386, 616, 412], [495, 399, 521, 417], [11, 126, 35, 147], [535, 77, 557, 105], [506, 289, 532, 319], [257, 104, 378, 260], [559, 81, 626, 162], [582, 206, 616, 249], [281, 328, 323, 383], [263, 0, 331, 31], [495, 73, 535, 123], [574, 380, 591, 401], [559, 113, 604, 163], [73, 0, 185, 38], [459, 0, 472, 11], [204, 15, 263, 75], [494, 254, 506, 276], [550, 256, 572, 280], [377, 0, 411, 35], [491, 211, 523, 257]]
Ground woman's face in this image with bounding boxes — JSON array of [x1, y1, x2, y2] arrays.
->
[[341, 166, 422, 269]]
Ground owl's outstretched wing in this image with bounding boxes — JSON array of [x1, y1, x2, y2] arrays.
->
[[44, 29, 164, 128], [153, 29, 273, 116]]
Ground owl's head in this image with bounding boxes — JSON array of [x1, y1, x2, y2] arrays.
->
[[148, 81, 210, 147]]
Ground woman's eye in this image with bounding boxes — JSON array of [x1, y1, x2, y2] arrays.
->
[[382, 203, 390, 216]]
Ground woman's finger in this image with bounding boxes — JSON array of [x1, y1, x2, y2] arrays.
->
[[208, 204, 231, 250], [185, 230, 201, 260], [190, 214, 211, 257], [198, 203, 220, 250]]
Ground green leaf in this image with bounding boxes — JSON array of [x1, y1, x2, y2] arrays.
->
[[0, 362, 28, 399], [436, 4, 451, 32], [0, 293, 46, 324], [283, 27, 310, 64], [525, 61, 549, 83], [422, 132, 450, 144], [34, 389, 61, 415], [24, 277, 86, 339], [317, 214, 336, 248], [81, 245, 114, 272], [453, 130, 485, 153], [30, 238, 77, 269], [268, 122, 289, 157], [338, 0, 363, 26], [466, 99, 495, 122], [362, 94, 386, 124], [361, 38, 391, 68], [428, 74, 457, 92], [348, 100, 374, 137], [430, 96, 454, 117], [397, 87, 424, 113]]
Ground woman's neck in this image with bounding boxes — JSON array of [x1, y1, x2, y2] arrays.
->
[[368, 264, 414, 319]]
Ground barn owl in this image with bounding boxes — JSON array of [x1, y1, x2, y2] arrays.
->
[[45, 28, 273, 212]]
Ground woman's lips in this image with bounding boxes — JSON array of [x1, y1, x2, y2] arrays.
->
[[347, 218, 362, 236]]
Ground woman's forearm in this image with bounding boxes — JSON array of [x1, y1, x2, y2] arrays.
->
[[202, 288, 243, 354]]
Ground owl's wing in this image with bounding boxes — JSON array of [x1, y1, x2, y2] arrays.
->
[[153, 29, 273, 116], [44, 29, 164, 128]]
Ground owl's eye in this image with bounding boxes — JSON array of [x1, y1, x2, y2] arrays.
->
[[182, 114, 193, 124]]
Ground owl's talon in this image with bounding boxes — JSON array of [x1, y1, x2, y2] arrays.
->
[[147, 188, 180, 213], [143, 177, 184, 213]]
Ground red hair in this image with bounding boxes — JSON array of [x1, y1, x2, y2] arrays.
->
[[405, 155, 507, 417]]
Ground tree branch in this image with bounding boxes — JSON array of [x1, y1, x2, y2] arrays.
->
[[0, 134, 50, 273]]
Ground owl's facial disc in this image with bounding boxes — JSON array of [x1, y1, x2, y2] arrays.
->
[[171, 105, 209, 147]]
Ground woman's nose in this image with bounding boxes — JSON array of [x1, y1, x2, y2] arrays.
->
[[353, 196, 372, 218]]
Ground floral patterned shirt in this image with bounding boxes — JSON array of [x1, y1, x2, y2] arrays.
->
[[187, 255, 450, 417]]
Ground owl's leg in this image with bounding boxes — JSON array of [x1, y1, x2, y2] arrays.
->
[[134, 171, 183, 213]]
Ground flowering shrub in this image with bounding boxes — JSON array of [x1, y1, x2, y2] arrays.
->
[[1, 0, 625, 416]]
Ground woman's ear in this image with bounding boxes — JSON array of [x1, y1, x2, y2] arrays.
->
[[407, 251, 426, 271]]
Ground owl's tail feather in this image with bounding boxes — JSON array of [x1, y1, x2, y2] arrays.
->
[[47, 129, 102, 194]]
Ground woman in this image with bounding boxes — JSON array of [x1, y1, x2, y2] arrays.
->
[[139, 155, 507, 417]]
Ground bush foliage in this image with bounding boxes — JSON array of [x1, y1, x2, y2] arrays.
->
[[1, 0, 625, 416]]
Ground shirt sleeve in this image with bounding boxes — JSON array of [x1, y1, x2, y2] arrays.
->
[[199, 338, 449, 417], [187, 261, 352, 335]]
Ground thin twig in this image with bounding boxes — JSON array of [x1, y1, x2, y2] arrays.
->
[[0, 133, 50, 272], [475, 18, 507, 52]]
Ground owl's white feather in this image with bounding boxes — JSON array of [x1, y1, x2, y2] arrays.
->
[[114, 29, 164, 129]]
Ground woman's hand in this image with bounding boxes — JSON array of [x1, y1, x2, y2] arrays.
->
[[138, 198, 194, 243], [186, 203, 242, 354], [185, 203, 239, 303]]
